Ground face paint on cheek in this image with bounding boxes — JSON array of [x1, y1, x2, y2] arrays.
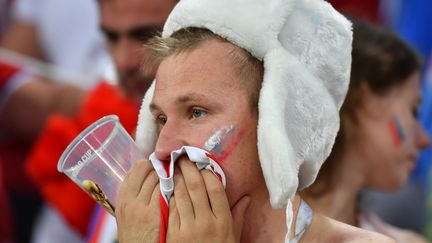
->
[[388, 115, 407, 147], [203, 124, 245, 163]]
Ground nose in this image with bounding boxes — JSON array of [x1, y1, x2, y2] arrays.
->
[[416, 122, 431, 149], [112, 38, 141, 74], [154, 121, 187, 162]]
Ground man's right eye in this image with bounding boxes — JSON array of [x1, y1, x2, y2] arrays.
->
[[100, 28, 118, 43], [157, 115, 167, 126], [105, 32, 119, 43]]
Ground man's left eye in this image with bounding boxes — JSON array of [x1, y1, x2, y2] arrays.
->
[[191, 108, 206, 118]]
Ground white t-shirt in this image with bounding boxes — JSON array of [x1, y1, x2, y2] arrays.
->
[[9, 0, 115, 242], [12, 0, 115, 89]]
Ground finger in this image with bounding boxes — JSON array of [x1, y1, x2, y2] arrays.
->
[[168, 196, 180, 231], [118, 160, 153, 202], [178, 158, 212, 218], [201, 170, 230, 218], [149, 181, 161, 210], [137, 170, 160, 205], [231, 196, 251, 242], [173, 168, 195, 226]]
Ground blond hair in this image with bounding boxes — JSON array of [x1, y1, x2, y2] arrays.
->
[[145, 27, 263, 110]]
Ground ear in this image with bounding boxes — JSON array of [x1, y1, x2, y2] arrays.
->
[[356, 82, 387, 119]]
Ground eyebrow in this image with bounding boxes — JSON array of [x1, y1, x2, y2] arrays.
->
[[100, 25, 162, 41], [100, 26, 118, 40], [149, 92, 209, 113], [149, 103, 161, 113], [176, 92, 207, 104], [128, 25, 163, 40]]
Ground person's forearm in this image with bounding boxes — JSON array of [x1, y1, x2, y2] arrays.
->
[[1, 21, 45, 60], [0, 79, 86, 142]]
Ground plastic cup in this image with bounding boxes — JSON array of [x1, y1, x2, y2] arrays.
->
[[57, 115, 144, 215]]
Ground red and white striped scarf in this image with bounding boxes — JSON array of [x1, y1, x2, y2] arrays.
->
[[149, 146, 226, 243]]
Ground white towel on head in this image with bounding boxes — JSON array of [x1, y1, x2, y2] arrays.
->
[[135, 0, 352, 240]]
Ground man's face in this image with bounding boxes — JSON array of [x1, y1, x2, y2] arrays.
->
[[150, 39, 264, 206], [99, 0, 176, 100]]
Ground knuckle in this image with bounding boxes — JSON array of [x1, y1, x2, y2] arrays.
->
[[174, 184, 187, 199], [123, 170, 132, 182], [181, 230, 194, 241], [115, 200, 129, 219], [187, 178, 203, 191], [135, 159, 152, 173], [200, 221, 216, 236], [133, 159, 146, 169], [173, 173, 183, 185], [178, 156, 190, 164], [147, 170, 159, 182], [207, 182, 225, 195]]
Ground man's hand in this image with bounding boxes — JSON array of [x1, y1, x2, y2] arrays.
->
[[167, 158, 251, 243], [115, 160, 160, 243]]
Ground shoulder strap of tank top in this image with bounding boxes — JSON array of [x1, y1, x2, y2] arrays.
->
[[288, 199, 313, 243]]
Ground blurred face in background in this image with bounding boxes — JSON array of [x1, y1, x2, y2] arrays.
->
[[99, 0, 176, 100], [355, 71, 430, 190]]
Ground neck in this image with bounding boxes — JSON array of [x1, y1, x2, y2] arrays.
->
[[303, 148, 366, 226], [241, 190, 300, 242]]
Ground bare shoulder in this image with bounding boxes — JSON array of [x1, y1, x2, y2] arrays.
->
[[300, 214, 396, 243], [398, 229, 428, 243]]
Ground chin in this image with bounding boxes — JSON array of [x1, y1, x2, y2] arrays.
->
[[386, 178, 408, 191], [384, 184, 404, 192], [370, 177, 407, 191]]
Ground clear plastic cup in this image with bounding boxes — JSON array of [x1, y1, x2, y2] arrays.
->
[[57, 115, 144, 215]]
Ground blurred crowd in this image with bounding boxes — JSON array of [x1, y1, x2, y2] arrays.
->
[[0, 0, 431, 242]]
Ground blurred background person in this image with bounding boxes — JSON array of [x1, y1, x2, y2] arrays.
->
[[22, 0, 177, 242], [328, 0, 432, 238], [0, 0, 113, 242], [0, 54, 15, 243], [0, 0, 13, 40], [360, 0, 432, 238], [301, 19, 430, 242]]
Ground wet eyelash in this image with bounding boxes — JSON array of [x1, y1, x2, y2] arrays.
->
[[190, 108, 207, 119], [156, 115, 167, 125]]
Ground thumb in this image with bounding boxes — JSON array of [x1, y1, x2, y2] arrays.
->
[[231, 196, 251, 242]]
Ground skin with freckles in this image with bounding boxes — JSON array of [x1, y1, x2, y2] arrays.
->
[[150, 39, 263, 219], [117, 39, 262, 242], [204, 125, 246, 163], [116, 37, 395, 243]]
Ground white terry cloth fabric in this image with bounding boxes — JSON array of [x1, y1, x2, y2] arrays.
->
[[11, 0, 115, 88], [136, 0, 352, 240]]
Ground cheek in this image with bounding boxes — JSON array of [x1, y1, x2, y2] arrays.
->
[[202, 125, 246, 164], [386, 113, 419, 149], [221, 136, 262, 206], [387, 115, 408, 147], [220, 150, 251, 203]]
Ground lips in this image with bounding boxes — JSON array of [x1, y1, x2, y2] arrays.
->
[[406, 154, 418, 170], [408, 152, 418, 162]]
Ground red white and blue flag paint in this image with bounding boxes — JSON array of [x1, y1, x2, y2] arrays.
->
[[388, 116, 407, 147]]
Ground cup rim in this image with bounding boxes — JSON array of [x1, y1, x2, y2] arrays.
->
[[57, 114, 120, 173]]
